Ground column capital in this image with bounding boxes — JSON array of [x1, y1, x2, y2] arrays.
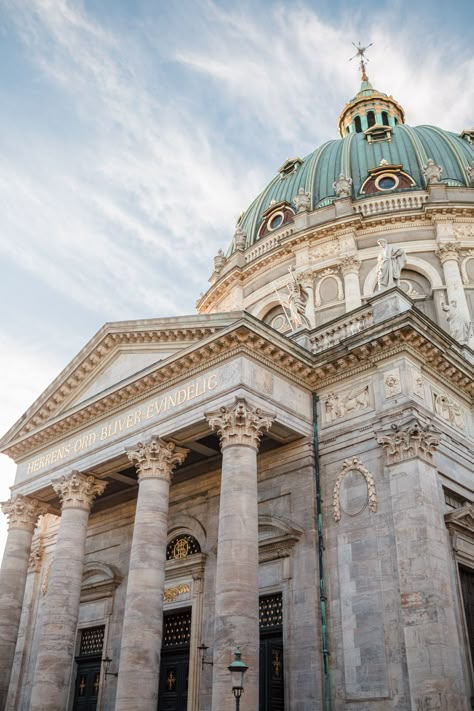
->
[[436, 242, 460, 265], [1, 495, 48, 532], [126, 436, 188, 482], [53, 471, 107, 512], [340, 254, 361, 276], [376, 417, 440, 465], [206, 397, 275, 450]]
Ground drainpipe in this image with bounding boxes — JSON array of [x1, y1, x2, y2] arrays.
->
[[312, 392, 331, 711]]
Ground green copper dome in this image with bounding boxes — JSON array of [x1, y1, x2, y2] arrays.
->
[[234, 123, 474, 250]]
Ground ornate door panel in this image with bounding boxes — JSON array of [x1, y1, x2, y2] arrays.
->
[[73, 658, 101, 711], [73, 626, 105, 711], [158, 608, 191, 711], [460, 566, 474, 667], [259, 593, 284, 711]]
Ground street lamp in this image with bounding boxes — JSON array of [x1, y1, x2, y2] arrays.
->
[[228, 646, 248, 710]]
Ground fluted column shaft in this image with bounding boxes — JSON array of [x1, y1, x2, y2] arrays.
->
[[207, 399, 275, 711], [341, 256, 362, 311], [30, 472, 106, 711], [0, 496, 47, 708], [438, 244, 471, 324], [115, 437, 188, 711]]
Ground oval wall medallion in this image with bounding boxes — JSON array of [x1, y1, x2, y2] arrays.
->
[[333, 457, 377, 522]]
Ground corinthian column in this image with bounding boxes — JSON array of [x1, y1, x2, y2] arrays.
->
[[115, 436, 188, 711], [206, 398, 275, 711], [30, 472, 106, 711], [0, 495, 48, 707], [437, 243, 471, 326], [341, 255, 362, 311]]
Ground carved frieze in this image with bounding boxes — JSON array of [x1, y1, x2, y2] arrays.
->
[[377, 418, 440, 464], [127, 436, 188, 482], [53, 471, 107, 511], [324, 385, 370, 424], [454, 223, 474, 240], [433, 392, 465, 430], [384, 369, 401, 398], [1, 495, 48, 532], [332, 457, 377, 522]]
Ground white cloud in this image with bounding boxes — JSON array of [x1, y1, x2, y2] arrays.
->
[[0, 335, 65, 562]]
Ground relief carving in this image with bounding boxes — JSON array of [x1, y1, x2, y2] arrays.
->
[[384, 369, 401, 398], [325, 385, 370, 423], [315, 271, 344, 307], [433, 392, 465, 430], [332, 457, 377, 522], [412, 371, 425, 400], [164, 583, 190, 602], [29, 542, 44, 573]]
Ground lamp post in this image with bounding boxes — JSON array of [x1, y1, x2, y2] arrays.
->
[[228, 646, 248, 711]]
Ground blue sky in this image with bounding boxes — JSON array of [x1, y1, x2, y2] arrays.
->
[[0, 0, 473, 555]]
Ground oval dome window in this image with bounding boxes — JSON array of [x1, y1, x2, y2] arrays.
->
[[269, 213, 284, 230], [376, 175, 398, 191]]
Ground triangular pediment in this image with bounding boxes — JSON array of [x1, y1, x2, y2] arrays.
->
[[61, 345, 181, 412], [445, 504, 474, 535], [0, 313, 244, 452]]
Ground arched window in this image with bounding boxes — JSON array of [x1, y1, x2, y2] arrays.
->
[[394, 117, 398, 125], [166, 534, 201, 560], [382, 111, 389, 126], [367, 111, 376, 128], [354, 115, 362, 133]]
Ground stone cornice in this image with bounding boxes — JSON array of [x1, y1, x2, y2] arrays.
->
[[0, 317, 238, 447], [3, 307, 474, 462], [198, 201, 474, 313]]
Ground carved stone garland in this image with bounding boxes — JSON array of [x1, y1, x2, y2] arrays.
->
[[332, 457, 377, 522], [206, 397, 275, 450], [376, 418, 440, 465], [126, 436, 188, 482]]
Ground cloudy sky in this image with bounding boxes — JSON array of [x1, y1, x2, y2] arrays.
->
[[0, 0, 473, 556]]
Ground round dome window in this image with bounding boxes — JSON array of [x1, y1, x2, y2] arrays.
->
[[268, 213, 284, 230], [375, 174, 399, 191]]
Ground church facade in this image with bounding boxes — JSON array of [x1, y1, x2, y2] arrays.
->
[[1, 70, 474, 711]]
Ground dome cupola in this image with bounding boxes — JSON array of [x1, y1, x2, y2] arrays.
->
[[337, 45, 405, 137]]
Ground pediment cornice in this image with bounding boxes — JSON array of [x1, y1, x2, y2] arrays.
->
[[2, 306, 474, 462]]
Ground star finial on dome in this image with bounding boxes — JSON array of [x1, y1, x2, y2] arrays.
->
[[350, 41, 373, 83]]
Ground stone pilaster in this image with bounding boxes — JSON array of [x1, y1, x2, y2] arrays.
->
[[29, 472, 106, 711], [206, 398, 275, 711], [377, 418, 470, 709], [0, 495, 48, 708], [437, 243, 472, 328], [340, 255, 362, 311], [114, 436, 188, 711]]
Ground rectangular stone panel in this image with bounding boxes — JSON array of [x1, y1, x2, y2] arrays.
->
[[337, 526, 390, 699]]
